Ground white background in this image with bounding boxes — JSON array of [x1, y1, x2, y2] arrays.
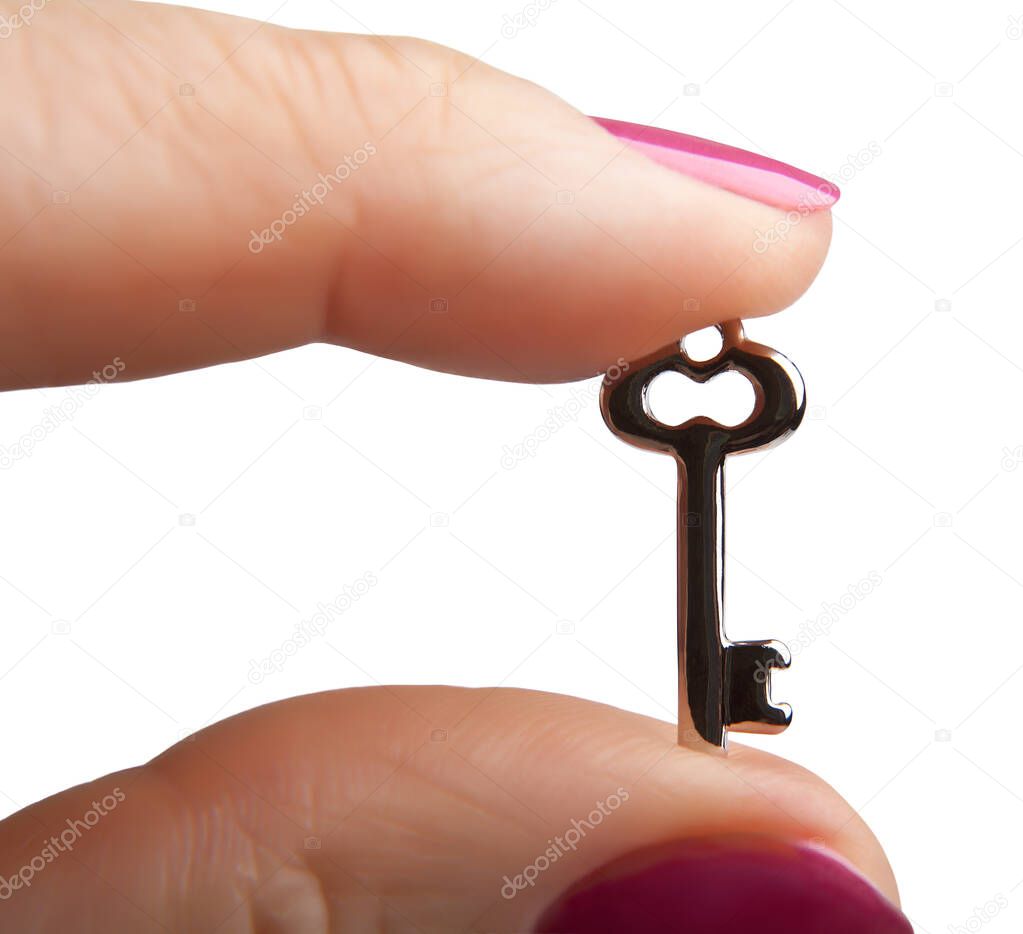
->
[[2, 1, 1022, 930]]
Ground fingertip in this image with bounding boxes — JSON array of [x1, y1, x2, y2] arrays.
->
[[315, 49, 837, 383]]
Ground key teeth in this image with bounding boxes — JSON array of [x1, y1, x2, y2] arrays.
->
[[724, 640, 792, 735]]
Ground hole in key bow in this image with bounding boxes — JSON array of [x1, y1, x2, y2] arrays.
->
[[645, 369, 756, 428], [681, 326, 724, 362]]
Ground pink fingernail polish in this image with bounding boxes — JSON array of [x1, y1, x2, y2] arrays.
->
[[535, 836, 909, 934], [592, 116, 840, 213]]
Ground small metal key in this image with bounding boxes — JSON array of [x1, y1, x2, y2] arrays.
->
[[600, 320, 804, 753]]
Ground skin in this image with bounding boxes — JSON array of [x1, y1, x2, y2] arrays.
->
[[0, 3, 893, 932]]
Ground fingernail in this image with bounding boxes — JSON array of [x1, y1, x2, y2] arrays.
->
[[592, 117, 839, 212], [534, 837, 910, 934]]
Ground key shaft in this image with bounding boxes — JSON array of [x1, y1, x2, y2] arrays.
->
[[675, 427, 729, 748]]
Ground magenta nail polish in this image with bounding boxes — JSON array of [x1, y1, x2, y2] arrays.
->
[[592, 117, 839, 212], [534, 837, 910, 933]]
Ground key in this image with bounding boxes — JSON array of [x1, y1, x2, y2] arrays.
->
[[600, 320, 804, 753]]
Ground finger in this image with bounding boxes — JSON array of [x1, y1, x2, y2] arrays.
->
[[0, 687, 904, 932], [0, 1, 834, 390]]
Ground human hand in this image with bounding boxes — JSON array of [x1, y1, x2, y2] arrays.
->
[[0, 3, 909, 931]]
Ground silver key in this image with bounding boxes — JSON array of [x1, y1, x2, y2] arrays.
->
[[600, 321, 804, 753]]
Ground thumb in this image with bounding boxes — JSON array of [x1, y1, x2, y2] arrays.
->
[[0, 687, 905, 932], [0, 1, 834, 389]]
